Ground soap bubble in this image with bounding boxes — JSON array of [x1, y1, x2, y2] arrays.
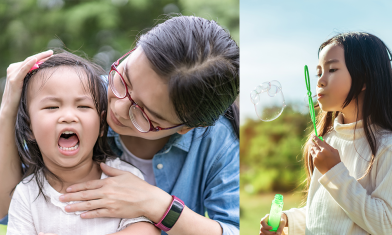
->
[[250, 80, 286, 121], [304, 94, 318, 108]]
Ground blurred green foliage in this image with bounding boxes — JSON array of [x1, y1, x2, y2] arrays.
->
[[0, 225, 6, 235], [0, 0, 239, 100], [240, 105, 312, 194]]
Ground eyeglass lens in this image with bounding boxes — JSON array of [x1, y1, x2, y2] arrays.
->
[[111, 69, 151, 132]]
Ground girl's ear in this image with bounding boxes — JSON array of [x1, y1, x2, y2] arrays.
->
[[177, 126, 195, 135], [362, 84, 366, 91]]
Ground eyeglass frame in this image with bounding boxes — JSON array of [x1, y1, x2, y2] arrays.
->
[[109, 48, 184, 133]]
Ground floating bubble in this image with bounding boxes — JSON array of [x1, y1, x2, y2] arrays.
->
[[250, 80, 286, 122], [304, 94, 318, 108]]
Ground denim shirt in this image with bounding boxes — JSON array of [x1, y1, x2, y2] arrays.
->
[[108, 116, 239, 235]]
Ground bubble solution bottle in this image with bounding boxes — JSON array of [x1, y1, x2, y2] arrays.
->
[[267, 194, 284, 232]]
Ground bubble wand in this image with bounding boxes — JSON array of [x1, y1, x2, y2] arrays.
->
[[304, 65, 323, 141]]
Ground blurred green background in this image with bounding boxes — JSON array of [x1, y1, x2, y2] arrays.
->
[[0, 0, 239, 102], [240, 105, 311, 235]]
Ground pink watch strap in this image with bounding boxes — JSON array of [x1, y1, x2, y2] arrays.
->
[[154, 195, 185, 232]]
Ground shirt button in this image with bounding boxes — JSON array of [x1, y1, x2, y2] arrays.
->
[[157, 164, 163, 169]]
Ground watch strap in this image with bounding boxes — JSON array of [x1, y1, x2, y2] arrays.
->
[[154, 195, 184, 232]]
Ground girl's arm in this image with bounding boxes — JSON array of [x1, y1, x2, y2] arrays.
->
[[311, 137, 392, 234], [109, 222, 160, 235], [0, 50, 53, 217]]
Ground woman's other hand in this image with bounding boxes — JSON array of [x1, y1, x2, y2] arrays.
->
[[59, 162, 172, 223], [310, 136, 342, 174], [260, 213, 287, 235], [1, 50, 53, 116]]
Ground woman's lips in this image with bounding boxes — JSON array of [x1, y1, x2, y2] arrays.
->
[[110, 109, 127, 127]]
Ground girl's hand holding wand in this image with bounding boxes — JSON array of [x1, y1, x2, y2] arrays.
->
[[309, 136, 342, 174], [259, 213, 287, 235]]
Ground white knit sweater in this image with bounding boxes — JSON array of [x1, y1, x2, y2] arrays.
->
[[284, 114, 392, 235]]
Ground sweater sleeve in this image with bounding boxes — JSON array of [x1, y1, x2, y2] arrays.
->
[[319, 148, 392, 235], [6, 183, 36, 235], [283, 206, 306, 235]]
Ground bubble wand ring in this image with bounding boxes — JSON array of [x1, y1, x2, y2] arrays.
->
[[304, 65, 323, 141]]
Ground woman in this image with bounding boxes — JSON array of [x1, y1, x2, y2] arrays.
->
[[0, 16, 239, 235]]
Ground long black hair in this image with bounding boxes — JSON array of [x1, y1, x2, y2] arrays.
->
[[15, 51, 114, 199], [137, 16, 239, 138], [303, 32, 392, 194]]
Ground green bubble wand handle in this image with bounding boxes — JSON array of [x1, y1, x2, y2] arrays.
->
[[267, 194, 284, 232], [304, 65, 323, 141]]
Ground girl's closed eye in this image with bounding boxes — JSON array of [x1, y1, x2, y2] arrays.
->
[[44, 106, 58, 110], [329, 68, 338, 73], [78, 105, 93, 109]]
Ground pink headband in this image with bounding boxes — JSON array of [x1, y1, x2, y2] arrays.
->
[[29, 61, 44, 73]]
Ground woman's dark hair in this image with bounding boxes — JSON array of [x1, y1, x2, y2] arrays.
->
[[302, 32, 392, 196], [15, 50, 114, 199], [137, 16, 239, 138]]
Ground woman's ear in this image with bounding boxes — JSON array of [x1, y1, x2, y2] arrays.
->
[[177, 126, 195, 135], [362, 84, 366, 91]]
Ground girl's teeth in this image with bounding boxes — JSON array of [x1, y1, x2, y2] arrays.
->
[[59, 144, 79, 151]]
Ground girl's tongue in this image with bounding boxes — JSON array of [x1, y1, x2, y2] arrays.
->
[[58, 135, 79, 148]]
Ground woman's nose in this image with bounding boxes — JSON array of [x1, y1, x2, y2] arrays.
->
[[113, 97, 131, 120]]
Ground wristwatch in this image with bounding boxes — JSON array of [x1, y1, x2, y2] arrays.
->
[[154, 196, 185, 232]]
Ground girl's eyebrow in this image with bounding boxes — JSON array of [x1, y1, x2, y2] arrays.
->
[[324, 59, 340, 65], [39, 96, 61, 103], [39, 96, 93, 103], [316, 59, 340, 69]]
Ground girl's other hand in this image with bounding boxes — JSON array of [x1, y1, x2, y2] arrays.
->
[[310, 136, 341, 174], [260, 213, 287, 235], [59, 162, 172, 223], [1, 50, 53, 116]]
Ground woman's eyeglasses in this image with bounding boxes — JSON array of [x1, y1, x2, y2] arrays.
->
[[108, 48, 183, 133]]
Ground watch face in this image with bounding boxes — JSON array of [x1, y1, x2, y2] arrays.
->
[[161, 200, 184, 228]]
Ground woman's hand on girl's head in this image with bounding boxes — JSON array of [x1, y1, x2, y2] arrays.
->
[[260, 213, 287, 235], [310, 136, 342, 174], [59, 162, 172, 223], [1, 50, 53, 116]]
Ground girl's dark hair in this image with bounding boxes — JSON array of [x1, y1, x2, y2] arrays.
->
[[137, 16, 239, 138], [303, 32, 392, 195], [15, 50, 114, 199]]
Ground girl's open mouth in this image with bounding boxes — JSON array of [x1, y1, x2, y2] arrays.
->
[[58, 131, 80, 154]]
